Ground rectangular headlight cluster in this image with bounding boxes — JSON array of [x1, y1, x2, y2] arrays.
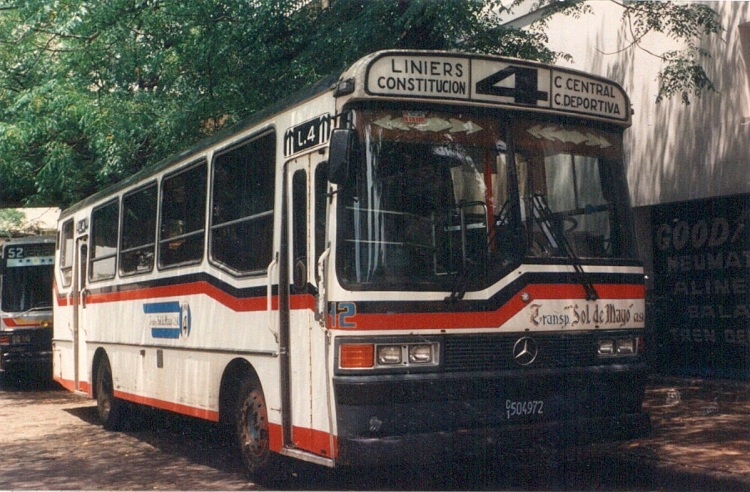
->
[[339, 342, 439, 369], [597, 335, 643, 356]]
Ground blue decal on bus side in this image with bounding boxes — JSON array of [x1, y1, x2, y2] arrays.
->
[[144, 301, 191, 339]]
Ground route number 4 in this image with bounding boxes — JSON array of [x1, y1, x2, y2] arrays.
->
[[475, 66, 548, 105]]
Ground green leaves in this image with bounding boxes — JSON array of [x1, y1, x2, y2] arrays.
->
[[0, 208, 25, 238], [0, 0, 723, 207], [656, 48, 716, 105], [618, 1, 722, 105]]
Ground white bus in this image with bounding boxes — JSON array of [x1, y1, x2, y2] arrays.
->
[[53, 50, 649, 476], [1, 235, 55, 377]]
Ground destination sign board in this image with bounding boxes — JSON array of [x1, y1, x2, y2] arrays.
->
[[3, 243, 55, 268], [364, 53, 628, 122]]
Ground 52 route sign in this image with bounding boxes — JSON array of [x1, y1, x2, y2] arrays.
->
[[365, 53, 628, 123]]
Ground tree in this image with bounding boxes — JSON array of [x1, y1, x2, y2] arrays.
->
[[0, 0, 722, 207], [0, 208, 24, 238]]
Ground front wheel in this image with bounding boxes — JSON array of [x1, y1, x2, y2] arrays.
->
[[235, 378, 278, 479], [95, 356, 125, 431]]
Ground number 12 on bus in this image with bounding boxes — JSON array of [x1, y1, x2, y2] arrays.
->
[[53, 50, 649, 477]]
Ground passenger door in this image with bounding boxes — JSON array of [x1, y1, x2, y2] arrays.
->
[[72, 236, 89, 393], [280, 152, 333, 462]]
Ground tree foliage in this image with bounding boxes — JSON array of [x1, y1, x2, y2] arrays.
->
[[0, 0, 722, 207], [0, 208, 24, 238], [622, 1, 722, 104]]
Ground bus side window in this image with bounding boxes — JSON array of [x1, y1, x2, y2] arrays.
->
[[159, 160, 207, 268], [90, 200, 119, 281], [59, 219, 74, 287], [210, 132, 276, 274], [120, 182, 157, 275]]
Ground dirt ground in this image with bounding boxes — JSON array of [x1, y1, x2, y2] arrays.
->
[[1, 374, 749, 490], [0, 377, 257, 490]]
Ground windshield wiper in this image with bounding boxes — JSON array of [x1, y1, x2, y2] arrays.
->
[[531, 193, 598, 301]]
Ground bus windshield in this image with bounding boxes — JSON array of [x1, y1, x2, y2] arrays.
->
[[1, 263, 54, 313], [336, 109, 636, 291]]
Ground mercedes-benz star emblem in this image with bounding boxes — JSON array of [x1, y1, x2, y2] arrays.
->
[[512, 336, 538, 366]]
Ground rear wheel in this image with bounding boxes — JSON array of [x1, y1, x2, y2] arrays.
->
[[96, 357, 125, 431], [235, 378, 278, 479]]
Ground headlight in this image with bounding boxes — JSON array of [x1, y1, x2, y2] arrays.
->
[[616, 337, 635, 354], [377, 345, 403, 365], [598, 338, 614, 355], [408, 344, 434, 364], [339, 341, 439, 370], [376, 344, 436, 365], [598, 335, 640, 357]]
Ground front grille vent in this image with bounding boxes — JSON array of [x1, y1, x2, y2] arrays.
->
[[443, 333, 598, 372]]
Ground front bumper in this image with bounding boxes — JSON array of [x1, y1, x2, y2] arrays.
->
[[337, 411, 650, 466], [0, 350, 52, 372], [0, 326, 53, 373], [333, 365, 650, 466]]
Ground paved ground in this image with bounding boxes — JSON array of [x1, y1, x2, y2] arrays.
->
[[0, 377, 256, 490], [0, 373, 748, 490], [611, 376, 750, 490]]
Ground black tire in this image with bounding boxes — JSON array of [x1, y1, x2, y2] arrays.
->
[[235, 378, 278, 479], [95, 356, 125, 431]]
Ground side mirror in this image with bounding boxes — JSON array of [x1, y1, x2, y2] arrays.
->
[[328, 128, 356, 185]]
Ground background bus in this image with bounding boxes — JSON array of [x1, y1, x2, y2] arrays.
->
[[53, 50, 649, 478], [0, 235, 55, 379]]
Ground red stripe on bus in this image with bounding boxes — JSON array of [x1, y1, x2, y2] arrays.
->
[[55, 281, 642, 330], [114, 389, 221, 422], [55, 282, 318, 312], [269, 422, 283, 452], [291, 426, 339, 459], [54, 376, 76, 392], [55, 293, 71, 307], [347, 283, 644, 330], [111, 387, 338, 459], [86, 281, 268, 311], [53, 375, 338, 459], [528, 283, 643, 299], [53, 280, 69, 306], [53, 377, 91, 395], [268, 424, 338, 459]]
